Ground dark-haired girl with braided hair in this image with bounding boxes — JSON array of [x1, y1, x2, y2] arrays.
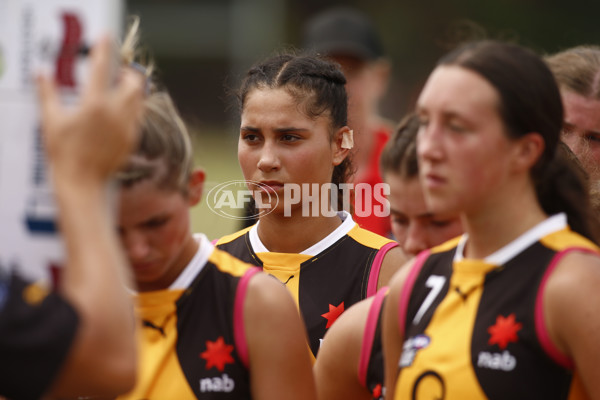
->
[[216, 53, 408, 361]]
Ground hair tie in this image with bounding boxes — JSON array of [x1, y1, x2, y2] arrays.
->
[[129, 62, 151, 95]]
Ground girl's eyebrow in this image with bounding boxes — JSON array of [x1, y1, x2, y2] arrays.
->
[[275, 127, 310, 133], [240, 126, 310, 133]]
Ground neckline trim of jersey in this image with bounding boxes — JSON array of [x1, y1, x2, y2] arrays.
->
[[168, 233, 213, 290], [454, 213, 567, 265], [249, 211, 356, 256]]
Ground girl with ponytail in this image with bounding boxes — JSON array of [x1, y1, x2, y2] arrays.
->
[[382, 41, 600, 399]]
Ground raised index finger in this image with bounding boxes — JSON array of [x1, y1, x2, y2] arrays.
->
[[82, 35, 114, 99]]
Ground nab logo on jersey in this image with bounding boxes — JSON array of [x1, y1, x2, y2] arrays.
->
[[199, 373, 235, 393], [200, 336, 235, 371], [477, 313, 521, 372], [477, 350, 517, 371]]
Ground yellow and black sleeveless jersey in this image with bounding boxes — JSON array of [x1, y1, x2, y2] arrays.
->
[[119, 234, 259, 400], [216, 211, 398, 358], [394, 213, 599, 399], [358, 287, 388, 400], [0, 271, 78, 400]]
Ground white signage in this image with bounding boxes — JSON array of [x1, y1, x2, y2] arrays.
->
[[0, 0, 122, 285]]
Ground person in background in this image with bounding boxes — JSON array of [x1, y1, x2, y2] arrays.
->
[[380, 113, 463, 256], [216, 52, 407, 362], [0, 37, 144, 400], [114, 25, 315, 400], [546, 45, 600, 214], [303, 6, 393, 237], [313, 114, 463, 400], [383, 40, 600, 399]]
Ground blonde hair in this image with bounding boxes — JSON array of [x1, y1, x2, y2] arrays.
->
[[115, 18, 194, 194], [120, 16, 154, 78], [546, 45, 600, 100]]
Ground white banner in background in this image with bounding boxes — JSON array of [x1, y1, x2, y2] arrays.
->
[[0, 0, 122, 285]]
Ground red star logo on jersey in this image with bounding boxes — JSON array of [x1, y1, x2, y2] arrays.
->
[[372, 383, 382, 398], [488, 313, 522, 349], [321, 302, 345, 329], [200, 336, 235, 371]]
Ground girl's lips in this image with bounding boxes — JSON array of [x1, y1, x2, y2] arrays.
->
[[132, 262, 156, 272], [258, 181, 284, 193], [423, 173, 446, 189]]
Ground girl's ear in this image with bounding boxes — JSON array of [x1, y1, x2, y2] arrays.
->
[[332, 126, 352, 166], [188, 168, 206, 206], [511, 132, 545, 173]]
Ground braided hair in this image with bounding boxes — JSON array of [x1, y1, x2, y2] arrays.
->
[[237, 53, 354, 210]]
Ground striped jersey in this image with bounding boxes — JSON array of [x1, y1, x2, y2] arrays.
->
[[119, 234, 259, 400], [394, 213, 598, 399], [216, 211, 398, 359]]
